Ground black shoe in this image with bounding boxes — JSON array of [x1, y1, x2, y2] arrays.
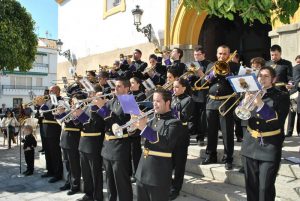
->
[[48, 177, 61, 183], [76, 195, 93, 201], [225, 162, 233, 170], [41, 173, 52, 178], [169, 189, 179, 200], [201, 155, 217, 165], [238, 166, 245, 173], [197, 140, 205, 147], [23, 170, 29, 174], [38, 149, 45, 152], [59, 184, 71, 191], [130, 176, 136, 183], [67, 189, 80, 195], [285, 134, 293, 137], [25, 171, 33, 176]]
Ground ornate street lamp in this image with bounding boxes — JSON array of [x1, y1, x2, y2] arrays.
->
[[132, 5, 152, 42], [56, 39, 71, 61]]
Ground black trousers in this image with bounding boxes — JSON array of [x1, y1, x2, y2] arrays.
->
[[206, 109, 234, 162], [171, 132, 189, 192], [44, 137, 63, 178], [286, 111, 300, 135], [25, 149, 34, 172], [103, 158, 133, 201], [234, 116, 243, 139], [136, 180, 169, 201], [193, 102, 207, 141], [243, 156, 280, 201], [130, 136, 142, 176], [62, 148, 81, 191], [80, 151, 103, 201], [39, 125, 46, 150]]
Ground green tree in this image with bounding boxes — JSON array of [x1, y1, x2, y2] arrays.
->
[[0, 0, 38, 71], [184, 0, 300, 24]]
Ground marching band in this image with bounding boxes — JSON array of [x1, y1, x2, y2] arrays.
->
[[17, 44, 296, 201]]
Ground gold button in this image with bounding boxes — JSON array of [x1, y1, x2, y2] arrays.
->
[[257, 114, 260, 117], [256, 121, 260, 125], [154, 124, 157, 127]]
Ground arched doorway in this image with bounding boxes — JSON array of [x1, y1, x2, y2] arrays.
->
[[199, 15, 272, 65]]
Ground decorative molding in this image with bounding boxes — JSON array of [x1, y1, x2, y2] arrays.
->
[[103, 0, 126, 19]]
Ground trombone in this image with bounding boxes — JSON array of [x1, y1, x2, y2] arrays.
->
[[154, 48, 171, 55], [193, 50, 237, 90], [112, 109, 155, 138], [218, 93, 241, 116], [78, 92, 114, 103]]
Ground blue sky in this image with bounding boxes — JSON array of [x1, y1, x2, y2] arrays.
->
[[17, 0, 58, 39]]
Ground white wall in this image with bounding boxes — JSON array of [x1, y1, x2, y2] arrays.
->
[[58, 0, 166, 62]]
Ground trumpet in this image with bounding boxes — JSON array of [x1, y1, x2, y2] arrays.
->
[[112, 109, 155, 138], [235, 89, 266, 120], [78, 92, 114, 103], [120, 54, 133, 61], [193, 50, 237, 90], [57, 102, 85, 123]]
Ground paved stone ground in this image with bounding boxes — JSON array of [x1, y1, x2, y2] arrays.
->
[[0, 130, 205, 201]]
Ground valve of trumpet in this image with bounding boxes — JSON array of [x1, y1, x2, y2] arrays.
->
[[112, 123, 123, 138]]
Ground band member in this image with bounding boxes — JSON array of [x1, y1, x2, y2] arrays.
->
[[168, 48, 186, 76], [86, 70, 97, 84], [165, 68, 180, 93], [201, 45, 239, 170], [98, 71, 112, 95], [54, 95, 83, 196], [109, 61, 121, 79], [129, 49, 148, 80], [250, 57, 266, 71], [190, 46, 211, 146], [170, 78, 194, 200], [38, 86, 63, 182], [74, 87, 105, 201], [129, 77, 146, 183], [135, 87, 184, 201], [145, 54, 165, 85], [286, 55, 300, 137], [241, 66, 289, 201], [94, 78, 133, 201], [266, 45, 293, 91]]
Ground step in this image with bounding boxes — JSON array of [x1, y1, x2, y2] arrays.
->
[[188, 137, 300, 179], [185, 155, 300, 201], [182, 172, 292, 201]]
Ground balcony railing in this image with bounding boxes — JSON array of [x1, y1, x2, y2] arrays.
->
[[32, 63, 49, 68], [2, 85, 48, 90]]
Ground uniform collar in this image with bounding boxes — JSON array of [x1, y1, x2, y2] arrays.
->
[[155, 111, 172, 119]]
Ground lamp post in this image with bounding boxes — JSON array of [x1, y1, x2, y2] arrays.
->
[[131, 5, 152, 42], [56, 39, 71, 62]]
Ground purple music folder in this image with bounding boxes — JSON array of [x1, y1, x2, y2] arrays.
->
[[117, 95, 141, 115]]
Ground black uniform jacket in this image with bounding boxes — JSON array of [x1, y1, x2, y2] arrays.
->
[[78, 109, 105, 154], [168, 60, 186, 76], [42, 96, 62, 138], [292, 64, 300, 113], [205, 62, 239, 110], [171, 93, 195, 135], [97, 97, 131, 160], [60, 120, 82, 150], [22, 134, 37, 150], [135, 111, 183, 187], [266, 59, 293, 84], [241, 87, 289, 162]]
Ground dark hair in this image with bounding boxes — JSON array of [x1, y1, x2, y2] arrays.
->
[[194, 46, 205, 54], [250, 57, 266, 66], [93, 84, 103, 93], [72, 93, 87, 100], [134, 49, 142, 55], [154, 87, 172, 104], [295, 55, 300, 61], [175, 77, 192, 96], [258, 66, 276, 79], [5, 110, 14, 117], [167, 68, 180, 78], [149, 54, 158, 61], [86, 70, 96, 77], [270, 44, 282, 53], [44, 89, 49, 95], [98, 71, 109, 79], [130, 77, 144, 91], [116, 77, 130, 88], [173, 48, 183, 60], [218, 45, 231, 52]]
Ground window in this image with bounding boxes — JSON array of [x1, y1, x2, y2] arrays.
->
[[36, 78, 43, 86], [13, 98, 23, 108], [103, 0, 126, 19]]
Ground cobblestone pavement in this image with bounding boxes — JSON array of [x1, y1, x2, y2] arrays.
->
[[0, 131, 205, 201]]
